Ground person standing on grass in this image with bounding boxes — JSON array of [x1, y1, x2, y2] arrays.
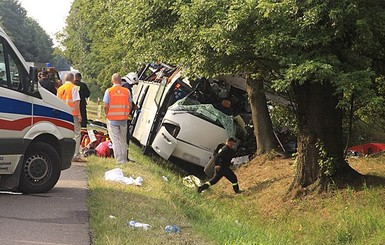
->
[[103, 73, 132, 164], [57, 72, 86, 162], [74, 73, 91, 128], [198, 137, 241, 194]]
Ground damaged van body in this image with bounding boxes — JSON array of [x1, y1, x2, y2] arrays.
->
[[130, 63, 254, 167]]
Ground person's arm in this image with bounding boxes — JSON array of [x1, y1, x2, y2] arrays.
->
[[103, 103, 109, 117], [74, 100, 82, 121], [84, 83, 91, 98], [102, 90, 110, 118], [72, 86, 82, 122], [214, 150, 224, 170], [128, 90, 132, 113]]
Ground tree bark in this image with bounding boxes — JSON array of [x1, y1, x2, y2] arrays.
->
[[246, 78, 277, 155], [289, 82, 360, 196]]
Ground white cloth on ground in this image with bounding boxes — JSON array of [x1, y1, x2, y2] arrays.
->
[[104, 168, 143, 186]]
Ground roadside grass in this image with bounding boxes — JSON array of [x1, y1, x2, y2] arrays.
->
[[86, 143, 385, 245], [85, 101, 385, 244], [86, 145, 215, 245]]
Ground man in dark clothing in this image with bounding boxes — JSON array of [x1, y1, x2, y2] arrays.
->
[[198, 137, 241, 194], [38, 70, 57, 94], [121, 72, 138, 146], [74, 73, 91, 128]]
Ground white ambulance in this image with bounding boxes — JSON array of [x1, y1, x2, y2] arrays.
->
[[0, 27, 75, 193]]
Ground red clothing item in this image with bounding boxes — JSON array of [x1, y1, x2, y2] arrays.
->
[[95, 140, 113, 158]]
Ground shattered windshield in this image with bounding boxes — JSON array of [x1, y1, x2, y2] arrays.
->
[[168, 97, 235, 137]]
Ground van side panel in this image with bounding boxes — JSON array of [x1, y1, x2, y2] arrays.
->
[[153, 111, 229, 166]]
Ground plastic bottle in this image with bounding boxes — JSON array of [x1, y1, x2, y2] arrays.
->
[[165, 225, 180, 234], [127, 221, 151, 230], [162, 176, 168, 182]]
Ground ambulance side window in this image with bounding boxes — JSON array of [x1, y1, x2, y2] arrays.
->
[[0, 42, 7, 88]]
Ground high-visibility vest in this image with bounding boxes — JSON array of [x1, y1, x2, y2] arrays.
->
[[57, 82, 79, 116], [106, 86, 131, 121]]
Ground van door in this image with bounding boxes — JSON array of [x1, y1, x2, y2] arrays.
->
[[151, 125, 177, 160], [0, 37, 32, 174]]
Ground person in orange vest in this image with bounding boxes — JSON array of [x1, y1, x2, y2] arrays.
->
[[103, 73, 132, 164], [57, 72, 86, 162]]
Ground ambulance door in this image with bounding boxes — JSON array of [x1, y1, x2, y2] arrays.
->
[[0, 36, 33, 173]]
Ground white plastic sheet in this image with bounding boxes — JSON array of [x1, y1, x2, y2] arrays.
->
[[104, 168, 143, 186]]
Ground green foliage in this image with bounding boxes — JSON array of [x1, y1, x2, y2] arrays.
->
[[52, 49, 71, 71], [62, 0, 385, 108], [316, 139, 336, 177], [0, 0, 54, 62]]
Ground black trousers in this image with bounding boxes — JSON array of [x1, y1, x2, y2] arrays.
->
[[209, 166, 238, 186], [80, 102, 88, 128], [126, 120, 132, 145]]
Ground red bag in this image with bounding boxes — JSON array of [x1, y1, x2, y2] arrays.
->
[[95, 140, 113, 158]]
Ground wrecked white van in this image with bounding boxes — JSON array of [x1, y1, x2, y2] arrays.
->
[[130, 63, 253, 167]]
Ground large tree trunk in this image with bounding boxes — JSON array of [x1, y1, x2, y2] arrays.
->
[[246, 78, 277, 155], [289, 82, 360, 196]]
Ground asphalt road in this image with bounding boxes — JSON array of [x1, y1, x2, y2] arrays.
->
[[0, 161, 90, 245]]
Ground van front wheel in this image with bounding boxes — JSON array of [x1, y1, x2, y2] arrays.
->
[[19, 142, 61, 193]]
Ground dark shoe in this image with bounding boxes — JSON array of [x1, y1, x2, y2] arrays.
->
[[233, 184, 240, 193], [197, 184, 208, 193]]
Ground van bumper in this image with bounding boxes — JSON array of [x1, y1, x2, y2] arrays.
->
[[60, 138, 75, 170]]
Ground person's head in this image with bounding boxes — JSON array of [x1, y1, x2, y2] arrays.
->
[[64, 72, 75, 83], [41, 70, 49, 78], [226, 137, 236, 149], [75, 73, 82, 81], [111, 73, 122, 85]]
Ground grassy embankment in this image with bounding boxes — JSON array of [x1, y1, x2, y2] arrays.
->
[[85, 101, 385, 245]]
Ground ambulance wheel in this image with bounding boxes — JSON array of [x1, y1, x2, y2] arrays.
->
[[19, 142, 61, 193]]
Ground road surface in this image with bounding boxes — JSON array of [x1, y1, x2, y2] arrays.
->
[[0, 162, 90, 245]]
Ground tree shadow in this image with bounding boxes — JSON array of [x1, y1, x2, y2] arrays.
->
[[335, 172, 385, 191], [362, 174, 385, 187]]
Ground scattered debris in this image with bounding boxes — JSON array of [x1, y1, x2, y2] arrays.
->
[[127, 220, 151, 230], [165, 225, 180, 234], [104, 168, 143, 186], [182, 175, 202, 188]]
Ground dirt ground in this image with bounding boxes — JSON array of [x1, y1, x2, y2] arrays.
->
[[214, 153, 385, 217]]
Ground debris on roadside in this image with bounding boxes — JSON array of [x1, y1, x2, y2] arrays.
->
[[182, 175, 202, 188], [165, 225, 180, 234], [127, 220, 151, 230], [104, 168, 143, 186]]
